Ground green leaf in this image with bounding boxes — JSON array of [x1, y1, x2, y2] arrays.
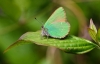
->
[[96, 28, 100, 43], [89, 19, 97, 33], [4, 31, 96, 54], [88, 28, 97, 42], [88, 19, 97, 42]]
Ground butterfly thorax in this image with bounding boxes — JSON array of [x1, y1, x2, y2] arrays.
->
[[41, 26, 50, 37]]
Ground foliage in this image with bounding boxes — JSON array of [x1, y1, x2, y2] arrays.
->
[[88, 19, 100, 46], [0, 0, 100, 64]]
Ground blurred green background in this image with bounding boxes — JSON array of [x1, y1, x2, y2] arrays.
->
[[0, 0, 100, 64]]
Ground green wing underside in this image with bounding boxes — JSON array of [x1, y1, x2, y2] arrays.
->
[[44, 7, 70, 38], [45, 22, 70, 38], [44, 7, 66, 27]]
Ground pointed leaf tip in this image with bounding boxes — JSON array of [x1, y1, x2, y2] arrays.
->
[[89, 18, 97, 33]]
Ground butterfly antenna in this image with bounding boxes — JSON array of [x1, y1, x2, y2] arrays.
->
[[35, 18, 44, 26]]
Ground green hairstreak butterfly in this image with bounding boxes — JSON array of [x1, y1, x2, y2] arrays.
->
[[41, 7, 70, 38]]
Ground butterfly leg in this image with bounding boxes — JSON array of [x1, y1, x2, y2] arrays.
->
[[40, 31, 45, 40], [41, 27, 50, 39], [45, 28, 50, 39]]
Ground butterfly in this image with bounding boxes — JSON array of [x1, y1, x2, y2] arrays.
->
[[41, 7, 70, 38]]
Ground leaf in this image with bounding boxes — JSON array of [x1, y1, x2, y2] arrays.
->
[[4, 31, 97, 54], [88, 28, 97, 42], [96, 28, 100, 43], [88, 19, 97, 42], [89, 19, 97, 33]]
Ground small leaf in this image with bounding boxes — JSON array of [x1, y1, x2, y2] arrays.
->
[[88, 19, 97, 42], [89, 19, 97, 33], [4, 31, 96, 54], [96, 28, 100, 43], [88, 28, 97, 42]]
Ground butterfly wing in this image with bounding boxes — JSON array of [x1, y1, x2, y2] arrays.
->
[[44, 7, 70, 38], [46, 22, 70, 38]]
